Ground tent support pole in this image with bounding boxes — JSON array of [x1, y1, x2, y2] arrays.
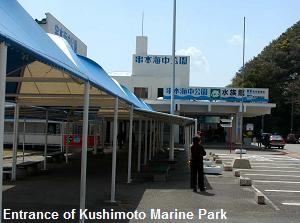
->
[[22, 117, 26, 162], [0, 41, 8, 223], [60, 122, 64, 153], [111, 97, 118, 203], [102, 119, 105, 149], [144, 120, 148, 165], [137, 119, 142, 172], [160, 123, 164, 150], [93, 125, 97, 155], [149, 120, 152, 161], [169, 124, 174, 161], [79, 82, 90, 223], [153, 120, 156, 156], [127, 105, 133, 183], [190, 125, 192, 141], [185, 126, 189, 159], [12, 103, 19, 181], [157, 122, 160, 152], [43, 110, 48, 170], [65, 122, 69, 164]]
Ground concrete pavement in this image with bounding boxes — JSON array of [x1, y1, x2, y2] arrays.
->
[[2, 146, 300, 222]]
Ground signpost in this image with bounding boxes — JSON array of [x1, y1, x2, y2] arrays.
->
[[220, 117, 233, 153]]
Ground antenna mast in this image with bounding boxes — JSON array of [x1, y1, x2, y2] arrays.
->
[[141, 12, 144, 36]]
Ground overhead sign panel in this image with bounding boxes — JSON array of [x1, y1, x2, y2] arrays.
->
[[163, 87, 269, 103]]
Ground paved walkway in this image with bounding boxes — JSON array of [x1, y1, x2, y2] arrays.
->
[[2, 147, 300, 222], [130, 149, 275, 223]]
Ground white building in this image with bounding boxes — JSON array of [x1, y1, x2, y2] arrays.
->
[[110, 36, 190, 100], [111, 36, 276, 144]]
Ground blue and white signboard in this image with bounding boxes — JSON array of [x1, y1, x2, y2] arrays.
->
[[163, 87, 268, 103]]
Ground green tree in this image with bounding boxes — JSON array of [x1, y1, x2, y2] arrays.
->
[[230, 21, 300, 135]]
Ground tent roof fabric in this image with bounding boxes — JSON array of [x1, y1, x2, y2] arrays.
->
[[0, 1, 132, 106], [0, 0, 195, 125], [48, 33, 132, 104]]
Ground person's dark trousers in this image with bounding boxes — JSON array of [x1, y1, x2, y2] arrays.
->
[[190, 161, 205, 190]]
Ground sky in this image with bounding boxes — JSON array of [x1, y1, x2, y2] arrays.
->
[[17, 0, 300, 87]]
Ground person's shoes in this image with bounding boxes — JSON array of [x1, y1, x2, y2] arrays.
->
[[193, 188, 197, 192], [200, 187, 206, 192]]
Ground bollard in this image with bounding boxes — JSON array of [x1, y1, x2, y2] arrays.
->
[[223, 165, 233, 171], [239, 177, 252, 186], [234, 170, 240, 177], [255, 192, 265, 204], [215, 159, 222, 164]]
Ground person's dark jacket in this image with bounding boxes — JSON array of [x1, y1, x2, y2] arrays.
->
[[190, 144, 206, 162]]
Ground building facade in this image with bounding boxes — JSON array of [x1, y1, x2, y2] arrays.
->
[[110, 36, 190, 100], [111, 36, 276, 144]]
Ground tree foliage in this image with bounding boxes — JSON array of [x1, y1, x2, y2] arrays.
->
[[230, 21, 300, 135]]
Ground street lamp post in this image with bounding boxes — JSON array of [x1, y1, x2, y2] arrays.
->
[[169, 0, 176, 161], [171, 0, 176, 115], [232, 17, 251, 169], [290, 72, 298, 133], [240, 17, 246, 159]]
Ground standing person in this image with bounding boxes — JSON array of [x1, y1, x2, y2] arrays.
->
[[256, 132, 262, 148], [190, 135, 206, 192], [117, 131, 124, 150]]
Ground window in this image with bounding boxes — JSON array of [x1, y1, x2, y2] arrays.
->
[[134, 87, 148, 99], [157, 88, 164, 98]]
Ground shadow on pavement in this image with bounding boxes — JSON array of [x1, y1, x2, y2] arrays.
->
[[3, 147, 210, 222]]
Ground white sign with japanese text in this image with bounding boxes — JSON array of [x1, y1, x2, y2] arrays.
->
[[163, 87, 269, 103]]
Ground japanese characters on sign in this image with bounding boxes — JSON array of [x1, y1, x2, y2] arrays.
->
[[163, 87, 268, 103], [134, 55, 188, 65], [55, 24, 78, 53]]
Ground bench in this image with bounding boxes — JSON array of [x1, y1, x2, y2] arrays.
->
[[136, 163, 171, 182], [150, 159, 177, 165], [17, 161, 41, 175], [2, 168, 12, 180], [46, 151, 65, 163], [151, 164, 170, 182]]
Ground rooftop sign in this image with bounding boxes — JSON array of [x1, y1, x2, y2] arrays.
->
[[134, 55, 189, 65], [163, 87, 268, 103]]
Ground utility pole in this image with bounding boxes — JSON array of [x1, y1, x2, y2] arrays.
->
[[290, 72, 298, 133]]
